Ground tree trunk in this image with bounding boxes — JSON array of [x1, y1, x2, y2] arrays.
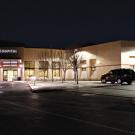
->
[[61, 69, 63, 83], [44, 70, 45, 81], [52, 66, 53, 82], [76, 68, 79, 84], [74, 68, 76, 81], [64, 69, 66, 81]]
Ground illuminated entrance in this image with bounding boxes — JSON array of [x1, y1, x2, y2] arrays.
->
[[1, 59, 22, 81], [3, 70, 18, 81]]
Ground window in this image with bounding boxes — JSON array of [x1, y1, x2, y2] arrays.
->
[[39, 69, 48, 78], [80, 60, 86, 65], [80, 60, 86, 69], [90, 59, 96, 71], [82, 67, 86, 71], [52, 62, 60, 68], [90, 59, 96, 66], [24, 61, 35, 78], [53, 69, 60, 77], [24, 61, 35, 69], [25, 69, 35, 77], [52, 62, 60, 77], [39, 61, 49, 69], [38, 61, 49, 78]]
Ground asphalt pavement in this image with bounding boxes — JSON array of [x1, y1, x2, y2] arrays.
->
[[0, 81, 135, 134]]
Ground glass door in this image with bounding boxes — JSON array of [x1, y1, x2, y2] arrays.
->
[[8, 70, 13, 81], [3, 70, 8, 81], [3, 70, 18, 81]]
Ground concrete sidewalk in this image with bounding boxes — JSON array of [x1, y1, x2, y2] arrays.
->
[[28, 80, 135, 98], [28, 80, 135, 90], [28, 81, 108, 90]]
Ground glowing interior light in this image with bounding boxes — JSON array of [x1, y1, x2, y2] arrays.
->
[[96, 60, 100, 64], [19, 64, 23, 68], [18, 59, 22, 63]]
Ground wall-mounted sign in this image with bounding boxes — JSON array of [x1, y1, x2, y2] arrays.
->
[[0, 47, 21, 59], [0, 49, 17, 54]]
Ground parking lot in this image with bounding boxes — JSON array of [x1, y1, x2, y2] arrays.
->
[[0, 81, 135, 134]]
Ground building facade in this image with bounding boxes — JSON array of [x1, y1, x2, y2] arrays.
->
[[0, 40, 135, 81]]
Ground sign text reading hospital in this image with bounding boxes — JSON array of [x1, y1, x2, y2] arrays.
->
[[0, 49, 17, 53]]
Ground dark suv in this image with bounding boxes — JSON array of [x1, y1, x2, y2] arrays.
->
[[101, 68, 135, 85]]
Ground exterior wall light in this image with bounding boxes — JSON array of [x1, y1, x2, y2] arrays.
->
[[91, 66, 96, 71]]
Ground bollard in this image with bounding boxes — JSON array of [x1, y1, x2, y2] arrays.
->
[[30, 76, 36, 86]]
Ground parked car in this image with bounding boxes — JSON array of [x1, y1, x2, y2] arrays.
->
[[101, 68, 135, 85]]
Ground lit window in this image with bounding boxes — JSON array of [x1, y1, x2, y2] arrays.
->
[[24, 61, 35, 69], [82, 67, 86, 71], [39, 61, 48, 69], [52, 62, 60, 77]]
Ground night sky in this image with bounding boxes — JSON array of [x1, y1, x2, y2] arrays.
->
[[0, 0, 135, 48]]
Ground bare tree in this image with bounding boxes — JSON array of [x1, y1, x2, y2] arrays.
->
[[50, 48, 61, 82], [42, 50, 48, 81], [59, 48, 72, 82], [68, 47, 82, 84], [37, 49, 49, 81], [50, 49, 54, 82]]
